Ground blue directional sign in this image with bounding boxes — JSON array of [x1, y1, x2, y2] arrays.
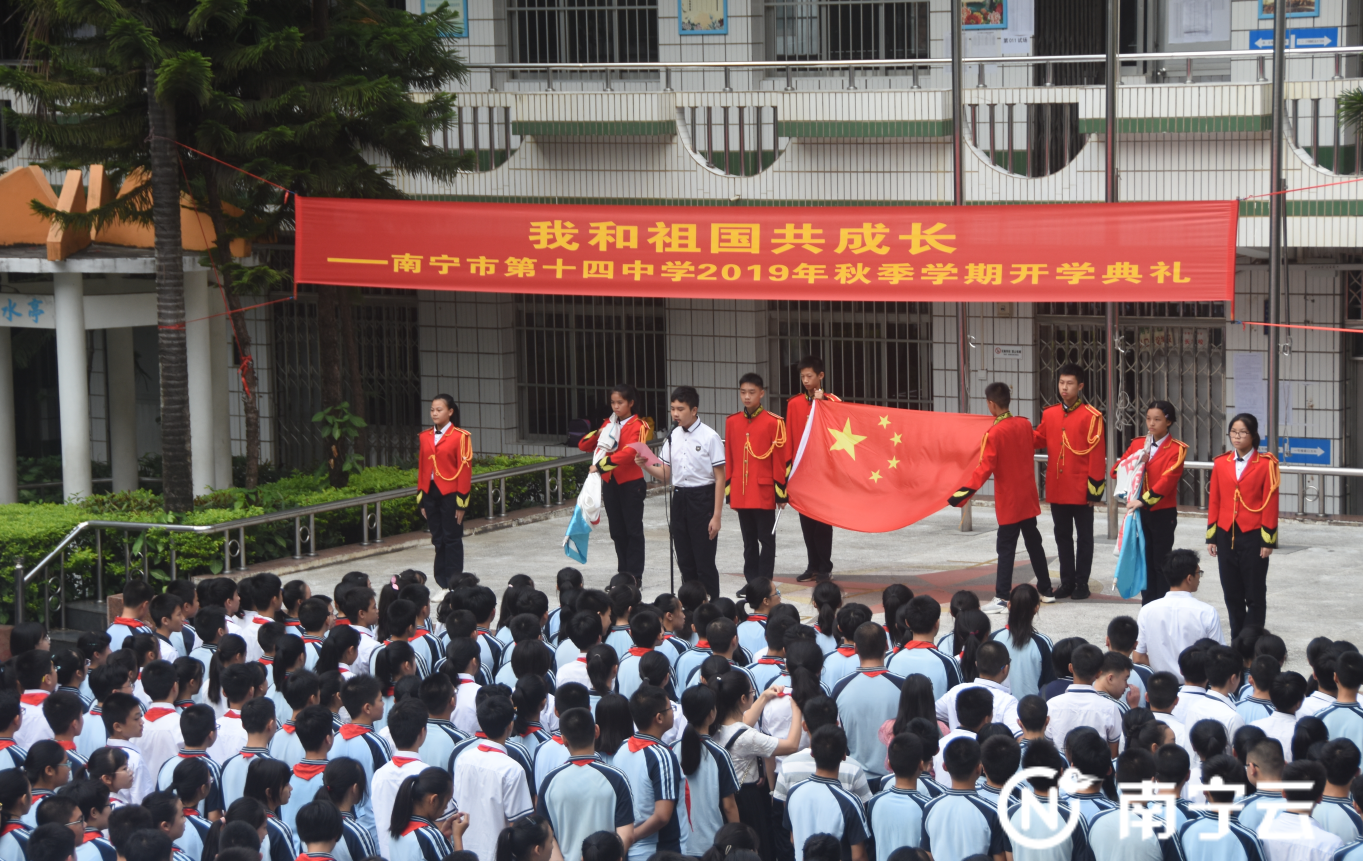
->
[[1249, 27, 1338, 50], [1258, 437, 1333, 465]]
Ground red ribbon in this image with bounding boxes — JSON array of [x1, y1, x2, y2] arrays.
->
[[627, 647, 652, 657], [477, 744, 506, 755], [293, 761, 327, 780], [393, 756, 421, 767], [145, 707, 176, 722], [338, 724, 371, 740], [626, 736, 657, 753], [20, 692, 49, 706]]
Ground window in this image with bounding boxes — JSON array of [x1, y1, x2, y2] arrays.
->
[[768, 301, 932, 410], [1347, 270, 1362, 322], [766, 0, 928, 63], [509, 0, 658, 65], [516, 296, 667, 441]]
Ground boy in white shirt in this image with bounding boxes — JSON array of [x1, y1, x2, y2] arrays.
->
[[1045, 643, 1123, 756], [1254, 671, 1308, 762], [1132, 551, 1224, 676], [206, 664, 257, 765], [371, 699, 431, 856], [1257, 760, 1343, 861], [14, 650, 57, 750], [1182, 646, 1245, 752], [101, 692, 149, 804], [150, 595, 185, 664], [339, 587, 382, 675], [452, 695, 534, 861], [137, 661, 184, 780]]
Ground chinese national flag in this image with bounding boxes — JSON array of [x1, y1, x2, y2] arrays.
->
[[785, 400, 996, 533]]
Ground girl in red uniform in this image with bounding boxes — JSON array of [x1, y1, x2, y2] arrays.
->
[[1112, 400, 1187, 604], [579, 383, 649, 577], [418, 395, 473, 589], [1206, 412, 1280, 638]]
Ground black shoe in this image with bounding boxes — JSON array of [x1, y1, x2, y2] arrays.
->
[[796, 569, 820, 582], [736, 585, 748, 599], [1071, 589, 1091, 600], [1052, 583, 1075, 600]]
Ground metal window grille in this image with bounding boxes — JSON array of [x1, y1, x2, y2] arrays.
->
[[1348, 271, 1363, 322], [768, 301, 933, 411], [271, 288, 422, 472], [1036, 307, 1226, 506], [765, 0, 928, 63], [508, 0, 659, 66], [515, 296, 667, 441]]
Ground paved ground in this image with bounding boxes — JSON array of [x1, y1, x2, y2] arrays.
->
[[291, 498, 1363, 674]]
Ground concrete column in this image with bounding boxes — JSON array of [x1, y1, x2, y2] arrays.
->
[[0, 327, 16, 504], [211, 314, 232, 488], [185, 269, 216, 494], [54, 272, 93, 500], [106, 327, 139, 493]]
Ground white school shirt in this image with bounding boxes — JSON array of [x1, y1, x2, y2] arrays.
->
[[1135, 591, 1225, 678], [207, 709, 248, 765], [659, 420, 725, 488], [1182, 689, 1244, 753], [352, 629, 383, 676], [1253, 711, 1301, 762], [105, 737, 151, 804], [451, 675, 482, 736], [557, 655, 590, 689], [1258, 811, 1344, 861], [371, 752, 429, 857], [932, 728, 978, 777], [1045, 684, 1123, 747], [452, 739, 535, 861], [137, 704, 185, 781], [239, 611, 265, 662], [1299, 691, 1337, 719], [15, 691, 54, 750], [935, 679, 1020, 732]]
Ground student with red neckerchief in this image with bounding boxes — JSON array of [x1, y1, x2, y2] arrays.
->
[[616, 611, 665, 701], [279, 706, 337, 831], [735, 579, 781, 660], [106, 579, 155, 650], [170, 756, 215, 860], [136, 661, 184, 781], [218, 698, 278, 813], [556, 611, 602, 691], [444, 639, 483, 738], [0, 769, 33, 861], [579, 384, 651, 579], [14, 651, 56, 751], [747, 616, 795, 693], [41, 692, 86, 780], [388, 767, 468, 861], [292, 799, 356, 861], [149, 595, 186, 664], [371, 700, 432, 857], [887, 597, 962, 702], [154, 705, 224, 820], [99, 692, 148, 804], [821, 604, 872, 687], [452, 696, 533, 861]]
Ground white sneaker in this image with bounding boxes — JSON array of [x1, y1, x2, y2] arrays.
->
[[1038, 592, 1057, 604], [983, 598, 1009, 613]]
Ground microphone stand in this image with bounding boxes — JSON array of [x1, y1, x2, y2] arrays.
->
[[664, 420, 678, 594]]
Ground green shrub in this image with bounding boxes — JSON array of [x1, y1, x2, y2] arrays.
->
[[0, 454, 585, 626]]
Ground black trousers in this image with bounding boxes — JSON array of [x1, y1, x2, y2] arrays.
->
[[799, 513, 834, 575], [1140, 507, 1178, 604], [736, 508, 777, 582], [1217, 526, 1271, 638], [602, 478, 646, 576], [1051, 503, 1094, 592], [424, 484, 464, 587], [996, 516, 1051, 600], [673, 484, 721, 600]]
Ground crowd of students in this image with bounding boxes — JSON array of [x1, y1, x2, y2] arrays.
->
[[0, 559, 1360, 861]]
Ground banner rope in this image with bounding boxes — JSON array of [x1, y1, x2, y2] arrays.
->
[[1240, 320, 1363, 336], [1239, 174, 1363, 199]]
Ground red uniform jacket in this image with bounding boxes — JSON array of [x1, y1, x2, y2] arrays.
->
[[417, 424, 473, 506], [1112, 435, 1187, 512], [1206, 449, 1280, 547], [1033, 399, 1107, 505], [785, 392, 842, 457], [949, 414, 1042, 526], [724, 407, 789, 509], [578, 415, 647, 484]]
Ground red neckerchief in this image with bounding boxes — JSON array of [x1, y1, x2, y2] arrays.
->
[[836, 645, 856, 656], [83, 831, 103, 844], [457, 676, 477, 685], [20, 691, 49, 706], [112, 617, 145, 628], [383, 687, 395, 697], [57, 740, 76, 751], [174, 700, 194, 710], [224, 710, 241, 719], [860, 668, 889, 678], [260, 657, 275, 667], [415, 628, 431, 636], [252, 617, 269, 625], [334, 619, 352, 626], [184, 808, 200, 817], [517, 723, 543, 738], [282, 722, 297, 734], [477, 744, 507, 755], [627, 646, 652, 657], [303, 635, 323, 644], [145, 706, 176, 721], [626, 734, 659, 753], [757, 657, 784, 665], [747, 615, 769, 624], [898, 641, 936, 654], [695, 640, 710, 650], [293, 760, 327, 780], [393, 755, 421, 767], [550, 734, 565, 745], [576, 657, 587, 663], [401, 819, 431, 836], [0, 823, 26, 836], [285, 618, 302, 628], [338, 723, 371, 740], [0, 740, 16, 750], [569, 755, 597, 767]]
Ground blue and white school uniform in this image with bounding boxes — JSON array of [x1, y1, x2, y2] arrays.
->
[[330, 725, 392, 834], [546, 607, 566, 644], [157, 750, 225, 816], [1321, 703, 1363, 751], [1314, 797, 1363, 844], [866, 785, 928, 861], [534, 735, 571, 791], [554, 637, 581, 671], [75, 704, 106, 758], [986, 629, 1056, 699], [1007, 796, 1091, 861], [536, 754, 635, 861], [302, 635, 324, 671], [334, 809, 381, 861], [616, 647, 657, 700], [822, 646, 860, 686], [831, 668, 906, 780], [604, 625, 634, 656], [1177, 813, 1265, 861], [269, 721, 306, 768], [174, 809, 212, 861], [658, 634, 688, 670], [419, 719, 467, 770], [390, 816, 452, 861], [922, 788, 1010, 861], [674, 643, 714, 691], [785, 775, 870, 861], [79, 829, 117, 861], [736, 615, 769, 660], [187, 643, 217, 702], [220, 747, 274, 811], [747, 657, 786, 693], [282, 759, 329, 827], [1087, 806, 1182, 861], [1237, 695, 1275, 725], [408, 630, 443, 677], [1070, 792, 1119, 825], [611, 734, 688, 861], [671, 734, 740, 854], [476, 628, 506, 677], [512, 723, 553, 760], [0, 741, 23, 771], [263, 812, 301, 861], [814, 628, 838, 656], [20, 790, 54, 827], [0, 822, 32, 861], [58, 685, 93, 711]]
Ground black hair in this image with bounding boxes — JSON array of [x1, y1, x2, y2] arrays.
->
[[512, 675, 548, 737], [1228, 412, 1261, 450], [444, 637, 481, 677], [956, 687, 993, 732], [582, 830, 625, 861], [173, 657, 204, 702], [419, 673, 455, 717], [586, 644, 619, 697], [784, 641, 824, 711], [1190, 719, 1229, 764], [101, 692, 141, 735], [143, 788, 180, 828], [1165, 549, 1202, 588], [171, 756, 211, 807], [55, 778, 109, 820], [953, 610, 992, 681], [373, 639, 417, 695], [28, 822, 78, 861], [812, 582, 842, 637], [892, 674, 938, 738], [1022, 738, 1067, 793], [888, 732, 925, 779], [140, 659, 177, 702], [14, 649, 53, 690], [1292, 717, 1328, 763], [477, 695, 516, 738], [1155, 742, 1192, 786], [24, 740, 66, 786], [670, 386, 699, 410], [836, 603, 871, 645], [1069, 643, 1104, 681], [1147, 400, 1177, 424], [738, 372, 765, 389], [298, 598, 331, 634], [943, 735, 982, 780], [638, 651, 672, 690], [796, 355, 824, 375], [1015, 695, 1046, 733], [202, 797, 267, 861], [980, 734, 1021, 786], [297, 705, 336, 752], [219, 663, 256, 706], [1270, 670, 1308, 712], [1005, 585, 1040, 649], [594, 694, 633, 757], [207, 633, 248, 705], [1116, 747, 1158, 787], [295, 798, 344, 844], [315, 757, 367, 805], [41, 690, 83, 737], [193, 607, 227, 644], [810, 724, 848, 771], [432, 393, 459, 421], [628, 685, 670, 732], [244, 757, 291, 811], [274, 635, 306, 692], [1201, 754, 1249, 803], [388, 767, 452, 837], [34, 794, 78, 829], [711, 672, 751, 727], [609, 383, 639, 407], [180, 703, 217, 748], [1055, 362, 1085, 386], [341, 674, 383, 718], [1233, 725, 1267, 765], [1105, 615, 1139, 654], [1281, 760, 1327, 803], [679, 685, 716, 776], [984, 381, 1011, 408]]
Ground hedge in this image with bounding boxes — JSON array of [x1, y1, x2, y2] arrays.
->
[[0, 456, 586, 625]]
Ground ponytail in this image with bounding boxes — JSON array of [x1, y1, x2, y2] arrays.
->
[[712, 672, 750, 727], [955, 609, 991, 683], [585, 644, 618, 696], [737, 579, 774, 616], [679, 685, 716, 776], [373, 640, 415, 694], [512, 675, 548, 737], [495, 814, 552, 861], [389, 768, 451, 838], [204, 797, 267, 861], [208, 634, 247, 704], [315, 757, 367, 805], [0, 769, 29, 827], [315, 627, 361, 676], [812, 582, 842, 637], [784, 641, 824, 710], [274, 635, 306, 692]]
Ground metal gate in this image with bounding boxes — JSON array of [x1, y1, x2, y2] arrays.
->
[[768, 301, 933, 410], [271, 289, 423, 472], [1036, 302, 1225, 505]]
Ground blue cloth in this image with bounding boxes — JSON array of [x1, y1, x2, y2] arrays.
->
[[565, 505, 593, 563], [1179, 815, 1265, 861], [785, 775, 870, 861], [867, 787, 928, 861], [1114, 511, 1147, 599], [536, 755, 635, 861], [922, 788, 1010, 861]]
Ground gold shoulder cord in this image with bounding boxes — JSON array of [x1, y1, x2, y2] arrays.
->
[[742, 418, 788, 493], [429, 430, 473, 482], [1059, 412, 1103, 473], [1230, 454, 1279, 547]]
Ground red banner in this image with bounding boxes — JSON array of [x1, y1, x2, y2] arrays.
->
[[785, 400, 994, 533], [294, 198, 1237, 302]]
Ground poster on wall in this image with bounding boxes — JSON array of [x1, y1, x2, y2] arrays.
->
[[680, 0, 728, 35], [962, 0, 1008, 29], [421, 0, 468, 37], [1259, 0, 1318, 19], [1168, 0, 1231, 44]]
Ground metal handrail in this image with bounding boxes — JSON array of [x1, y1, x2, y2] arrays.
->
[[460, 44, 1363, 74], [10, 445, 642, 625]]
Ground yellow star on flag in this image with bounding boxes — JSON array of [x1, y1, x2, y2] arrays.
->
[[828, 420, 867, 460], [869, 470, 883, 483], [878, 415, 891, 428], [890, 432, 902, 446], [888, 456, 900, 469]]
